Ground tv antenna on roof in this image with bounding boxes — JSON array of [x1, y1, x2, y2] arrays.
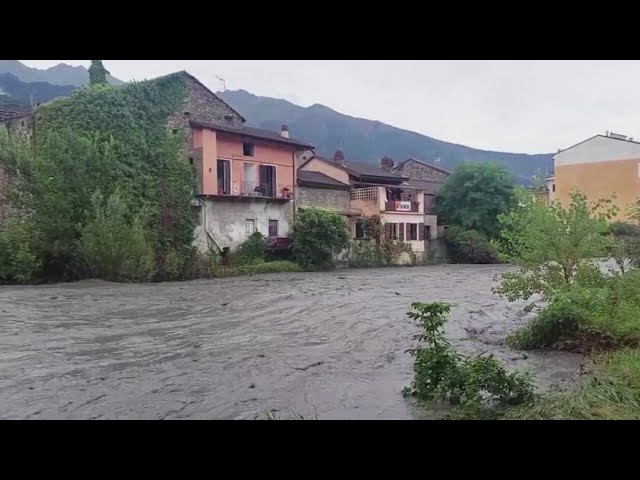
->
[[215, 75, 226, 92]]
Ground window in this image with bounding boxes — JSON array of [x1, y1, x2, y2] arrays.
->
[[268, 220, 278, 237], [386, 223, 399, 240], [355, 219, 366, 239], [259, 164, 277, 197], [217, 159, 231, 195], [189, 157, 194, 166], [408, 223, 418, 241], [243, 142, 255, 157], [552, 183, 556, 192], [245, 219, 256, 238], [191, 206, 202, 226]]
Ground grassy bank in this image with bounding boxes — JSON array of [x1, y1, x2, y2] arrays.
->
[[506, 349, 640, 420]]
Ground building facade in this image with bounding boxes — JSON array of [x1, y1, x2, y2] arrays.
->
[[553, 133, 640, 219], [298, 151, 430, 258]]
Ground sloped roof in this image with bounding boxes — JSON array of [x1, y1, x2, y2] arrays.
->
[[297, 170, 351, 190], [395, 157, 452, 175], [152, 70, 247, 123], [190, 119, 314, 149], [314, 156, 407, 181], [406, 179, 445, 195]]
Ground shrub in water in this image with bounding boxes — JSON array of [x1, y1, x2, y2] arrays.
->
[[404, 302, 533, 408]]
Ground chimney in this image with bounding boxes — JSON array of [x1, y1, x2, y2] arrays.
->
[[380, 155, 394, 171], [281, 125, 289, 139], [334, 148, 345, 164]]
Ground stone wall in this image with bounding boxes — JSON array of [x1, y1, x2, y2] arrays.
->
[[297, 186, 350, 212], [396, 159, 450, 182]]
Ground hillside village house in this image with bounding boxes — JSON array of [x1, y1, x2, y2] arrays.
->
[[297, 150, 431, 258], [553, 132, 640, 219]]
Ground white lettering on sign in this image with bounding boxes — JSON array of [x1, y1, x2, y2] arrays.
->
[[397, 201, 412, 211]]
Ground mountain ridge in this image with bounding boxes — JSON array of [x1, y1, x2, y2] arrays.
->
[[217, 89, 553, 184], [0, 60, 123, 87]]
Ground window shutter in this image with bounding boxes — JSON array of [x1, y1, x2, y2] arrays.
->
[[419, 223, 425, 241], [399, 223, 405, 242], [385, 223, 392, 240]]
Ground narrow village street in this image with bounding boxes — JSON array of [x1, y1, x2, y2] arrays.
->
[[0, 265, 582, 420]]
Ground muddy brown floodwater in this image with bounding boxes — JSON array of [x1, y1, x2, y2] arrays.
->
[[0, 264, 582, 419]]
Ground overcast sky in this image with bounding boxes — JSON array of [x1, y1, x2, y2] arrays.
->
[[20, 60, 640, 154]]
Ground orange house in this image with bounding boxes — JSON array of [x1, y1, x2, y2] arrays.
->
[[189, 121, 313, 252]]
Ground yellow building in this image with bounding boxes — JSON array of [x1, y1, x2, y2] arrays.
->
[[553, 133, 640, 220]]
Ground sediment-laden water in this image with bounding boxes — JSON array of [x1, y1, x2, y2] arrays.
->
[[0, 265, 581, 419]]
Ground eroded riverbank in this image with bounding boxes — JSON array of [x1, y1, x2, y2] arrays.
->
[[0, 264, 582, 419]]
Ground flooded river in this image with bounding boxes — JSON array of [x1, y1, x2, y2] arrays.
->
[[0, 264, 582, 419]]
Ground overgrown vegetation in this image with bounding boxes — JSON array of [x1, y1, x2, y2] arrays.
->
[[291, 208, 349, 270], [403, 302, 534, 411], [0, 71, 195, 283], [349, 215, 413, 267], [484, 189, 640, 419], [443, 225, 500, 264]]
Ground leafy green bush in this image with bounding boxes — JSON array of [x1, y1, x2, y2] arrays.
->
[[404, 302, 534, 409], [444, 225, 500, 264], [77, 191, 155, 282], [496, 190, 617, 301], [234, 232, 267, 265], [291, 208, 349, 270], [0, 215, 42, 283]]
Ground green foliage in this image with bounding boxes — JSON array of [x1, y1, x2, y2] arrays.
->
[[77, 191, 155, 282], [0, 215, 42, 283], [496, 190, 617, 301], [444, 225, 500, 264], [359, 215, 413, 265], [236, 260, 301, 275], [505, 349, 640, 420], [404, 302, 534, 409], [235, 232, 267, 265], [349, 241, 386, 268], [508, 271, 640, 351], [435, 163, 517, 238], [608, 221, 640, 273], [2, 72, 193, 282], [88, 60, 109, 86], [291, 208, 349, 270]]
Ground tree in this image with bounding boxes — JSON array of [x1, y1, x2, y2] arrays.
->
[[435, 163, 516, 238], [88, 60, 109, 86], [495, 189, 618, 301], [291, 208, 349, 270]]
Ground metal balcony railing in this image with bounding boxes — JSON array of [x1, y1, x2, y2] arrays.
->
[[218, 181, 294, 199], [384, 200, 420, 213]]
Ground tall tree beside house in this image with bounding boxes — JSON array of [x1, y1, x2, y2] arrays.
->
[[436, 162, 517, 238], [88, 60, 109, 86]]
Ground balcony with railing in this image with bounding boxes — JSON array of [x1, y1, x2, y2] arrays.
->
[[350, 185, 424, 215], [384, 200, 420, 212], [217, 181, 294, 200]]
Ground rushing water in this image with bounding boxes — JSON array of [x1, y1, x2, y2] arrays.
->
[[0, 264, 582, 419]]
